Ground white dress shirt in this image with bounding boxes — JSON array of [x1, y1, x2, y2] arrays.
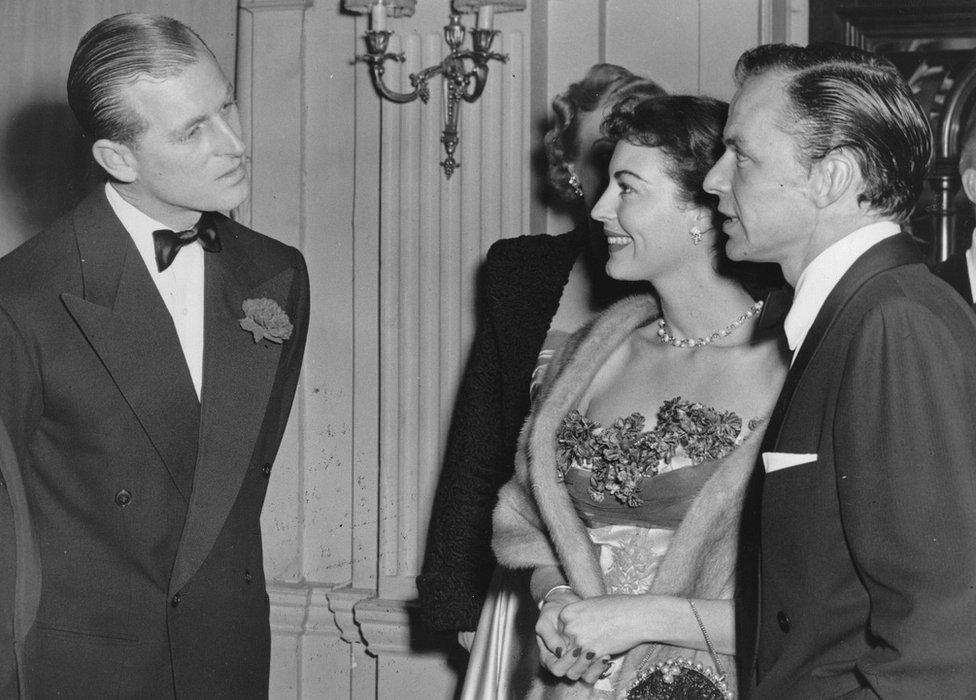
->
[[104, 183, 206, 399], [964, 228, 976, 302], [784, 221, 901, 363]]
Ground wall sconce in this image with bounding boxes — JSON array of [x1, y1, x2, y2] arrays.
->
[[346, 0, 526, 178]]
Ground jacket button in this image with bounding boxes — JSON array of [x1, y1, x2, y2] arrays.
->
[[171, 593, 182, 608], [115, 489, 132, 508], [261, 463, 272, 479], [777, 610, 791, 632], [244, 570, 253, 584]]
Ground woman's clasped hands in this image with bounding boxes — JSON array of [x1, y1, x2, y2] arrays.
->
[[536, 590, 651, 685]]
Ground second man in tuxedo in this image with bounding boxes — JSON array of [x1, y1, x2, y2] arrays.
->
[[705, 43, 976, 697]]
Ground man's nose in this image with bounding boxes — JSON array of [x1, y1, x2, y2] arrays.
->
[[704, 154, 730, 195], [216, 116, 246, 157]]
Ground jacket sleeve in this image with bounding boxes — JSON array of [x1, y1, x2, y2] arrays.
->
[[0, 304, 42, 698], [835, 299, 976, 697], [416, 270, 513, 633]]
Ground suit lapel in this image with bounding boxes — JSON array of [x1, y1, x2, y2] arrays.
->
[[169, 220, 294, 595], [60, 190, 200, 500], [764, 232, 924, 449]]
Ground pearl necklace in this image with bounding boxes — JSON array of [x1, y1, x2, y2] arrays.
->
[[657, 299, 764, 349]]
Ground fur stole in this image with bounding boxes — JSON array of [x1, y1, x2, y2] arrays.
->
[[492, 293, 778, 698]]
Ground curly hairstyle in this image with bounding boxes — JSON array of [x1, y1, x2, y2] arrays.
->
[[544, 64, 664, 202], [602, 94, 785, 296], [602, 94, 727, 211]]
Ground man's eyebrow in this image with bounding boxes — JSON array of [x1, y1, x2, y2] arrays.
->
[[169, 83, 235, 137]]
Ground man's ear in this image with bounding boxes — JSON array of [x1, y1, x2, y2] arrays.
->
[[809, 148, 858, 209], [91, 139, 137, 183], [961, 167, 976, 206]]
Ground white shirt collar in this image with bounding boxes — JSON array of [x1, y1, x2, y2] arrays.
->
[[103, 182, 173, 276], [964, 228, 976, 302], [784, 220, 901, 362]]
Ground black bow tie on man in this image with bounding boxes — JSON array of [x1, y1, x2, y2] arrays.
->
[[152, 212, 221, 272]]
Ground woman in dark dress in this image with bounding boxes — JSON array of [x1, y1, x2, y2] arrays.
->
[[417, 65, 664, 653]]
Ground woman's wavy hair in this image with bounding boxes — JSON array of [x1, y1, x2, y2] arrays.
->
[[544, 64, 664, 202], [603, 94, 785, 296]]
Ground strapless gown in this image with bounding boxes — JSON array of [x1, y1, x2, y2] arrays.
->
[[463, 399, 756, 699]]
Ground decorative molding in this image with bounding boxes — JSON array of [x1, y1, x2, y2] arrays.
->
[[239, 0, 312, 11], [268, 582, 357, 640], [269, 583, 312, 636], [354, 597, 414, 655], [325, 586, 375, 645]]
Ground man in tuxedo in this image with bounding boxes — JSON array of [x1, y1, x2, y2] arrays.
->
[[933, 117, 976, 302], [0, 13, 309, 697], [705, 43, 976, 697]]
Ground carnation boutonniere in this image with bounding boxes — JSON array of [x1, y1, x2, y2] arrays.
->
[[239, 298, 293, 344]]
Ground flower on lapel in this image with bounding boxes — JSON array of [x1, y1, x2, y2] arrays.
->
[[239, 298, 293, 344]]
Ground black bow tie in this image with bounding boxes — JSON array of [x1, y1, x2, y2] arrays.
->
[[152, 213, 221, 272]]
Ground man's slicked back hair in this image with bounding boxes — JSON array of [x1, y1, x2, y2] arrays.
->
[[735, 42, 932, 222], [67, 13, 216, 145]]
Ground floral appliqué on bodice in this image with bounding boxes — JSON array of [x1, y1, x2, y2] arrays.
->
[[555, 398, 760, 601], [556, 397, 756, 507]]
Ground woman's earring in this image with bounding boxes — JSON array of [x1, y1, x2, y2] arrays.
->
[[568, 172, 584, 199], [689, 211, 711, 245]]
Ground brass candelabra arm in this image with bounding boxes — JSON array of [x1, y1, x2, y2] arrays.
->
[[355, 19, 511, 178], [355, 30, 423, 104]]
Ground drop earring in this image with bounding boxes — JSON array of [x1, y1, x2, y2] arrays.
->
[[689, 211, 711, 245], [568, 172, 584, 199]]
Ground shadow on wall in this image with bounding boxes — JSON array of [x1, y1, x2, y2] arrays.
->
[[0, 101, 98, 256]]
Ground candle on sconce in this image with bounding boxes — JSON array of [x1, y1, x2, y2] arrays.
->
[[475, 4, 494, 30], [370, 0, 386, 32]]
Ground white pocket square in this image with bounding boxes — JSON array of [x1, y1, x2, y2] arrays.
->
[[762, 452, 817, 474]]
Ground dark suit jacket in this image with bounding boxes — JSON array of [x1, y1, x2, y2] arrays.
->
[[743, 234, 976, 698], [0, 189, 309, 698], [0, 419, 40, 698], [932, 249, 973, 304]]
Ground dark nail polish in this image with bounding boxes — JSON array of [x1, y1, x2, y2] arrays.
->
[[572, 647, 581, 658], [555, 647, 562, 658], [585, 651, 595, 660]]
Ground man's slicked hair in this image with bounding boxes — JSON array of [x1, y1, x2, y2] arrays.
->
[[67, 13, 216, 145], [735, 42, 932, 222]]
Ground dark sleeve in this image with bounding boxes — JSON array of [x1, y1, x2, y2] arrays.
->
[[417, 260, 516, 633], [258, 250, 310, 459], [0, 474, 17, 698], [835, 300, 976, 696], [0, 305, 42, 698]]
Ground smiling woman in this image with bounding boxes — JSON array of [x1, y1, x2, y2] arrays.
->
[[490, 94, 788, 698]]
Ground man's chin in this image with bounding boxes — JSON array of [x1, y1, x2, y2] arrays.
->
[[210, 185, 250, 215], [724, 239, 749, 262]]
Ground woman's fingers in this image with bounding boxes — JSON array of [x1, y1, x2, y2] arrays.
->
[[580, 656, 613, 684], [562, 645, 596, 681]]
